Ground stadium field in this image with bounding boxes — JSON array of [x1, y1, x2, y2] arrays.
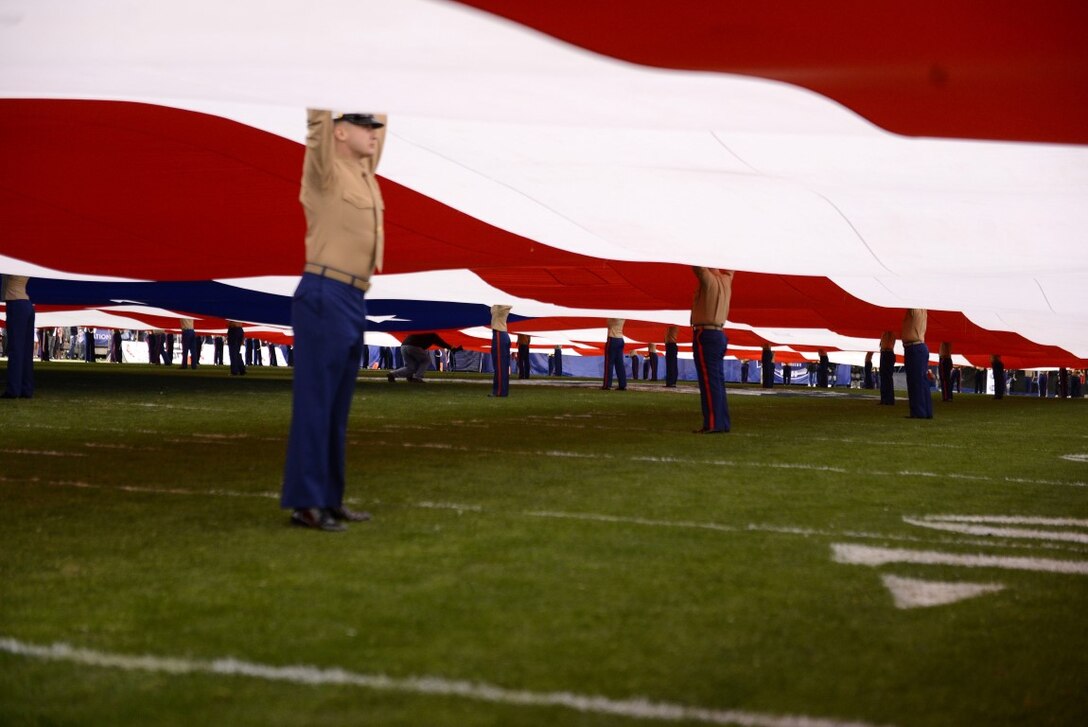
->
[[1, 363, 1086, 726]]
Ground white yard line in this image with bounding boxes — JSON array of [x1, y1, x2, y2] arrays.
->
[[831, 543, 1088, 575], [903, 517, 1088, 544], [0, 637, 893, 727], [0, 448, 87, 457], [2, 476, 1085, 554], [920, 515, 1088, 527]]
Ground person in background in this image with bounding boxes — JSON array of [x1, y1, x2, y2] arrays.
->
[[83, 327, 96, 363], [878, 330, 895, 405], [37, 327, 51, 362], [863, 351, 875, 389], [552, 344, 563, 377], [664, 326, 679, 388], [213, 334, 225, 366], [281, 108, 387, 532], [516, 333, 531, 379], [973, 366, 986, 394], [601, 318, 627, 391], [110, 328, 123, 363], [938, 341, 953, 401], [630, 350, 640, 380], [227, 322, 246, 375], [2, 274, 34, 399], [760, 344, 774, 389], [388, 332, 461, 384], [902, 309, 933, 419], [782, 361, 792, 386], [991, 354, 1006, 400], [179, 318, 198, 369], [817, 349, 830, 388], [643, 342, 659, 381], [490, 305, 513, 397], [690, 266, 734, 433]]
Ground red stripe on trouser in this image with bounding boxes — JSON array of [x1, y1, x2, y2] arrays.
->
[[695, 330, 714, 430]]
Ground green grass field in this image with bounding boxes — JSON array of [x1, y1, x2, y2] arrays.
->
[[1, 362, 1086, 726]]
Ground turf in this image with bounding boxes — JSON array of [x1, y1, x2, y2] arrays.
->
[[1, 362, 1086, 726]]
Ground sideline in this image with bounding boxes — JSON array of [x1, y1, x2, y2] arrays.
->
[[0, 637, 893, 727]]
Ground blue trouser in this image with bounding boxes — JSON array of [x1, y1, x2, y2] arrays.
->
[[761, 351, 774, 388], [904, 344, 933, 418], [281, 274, 367, 510], [644, 353, 658, 380], [693, 327, 730, 432], [4, 299, 34, 397], [553, 349, 563, 377], [939, 356, 952, 401], [491, 330, 510, 396], [603, 336, 626, 389], [180, 328, 196, 368], [993, 363, 1006, 399], [518, 344, 530, 379], [84, 331, 95, 362], [227, 332, 245, 374], [817, 360, 829, 387], [665, 342, 678, 386], [863, 360, 874, 389], [879, 350, 895, 404]]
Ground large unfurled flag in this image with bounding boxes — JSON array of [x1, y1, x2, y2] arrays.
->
[[1, 0, 1086, 365]]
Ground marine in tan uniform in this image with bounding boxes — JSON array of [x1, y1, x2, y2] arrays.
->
[[281, 110, 387, 531], [901, 308, 932, 418], [602, 318, 627, 390], [691, 267, 734, 433], [490, 305, 513, 397], [1, 275, 34, 398]]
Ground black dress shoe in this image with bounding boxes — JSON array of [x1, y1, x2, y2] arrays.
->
[[1, 392, 17, 399], [329, 506, 371, 522], [387, 373, 395, 383], [290, 508, 346, 532]]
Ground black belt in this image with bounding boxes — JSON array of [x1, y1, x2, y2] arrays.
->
[[903, 340, 925, 347], [692, 323, 723, 330]]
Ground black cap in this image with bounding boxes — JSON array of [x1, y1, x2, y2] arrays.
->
[[332, 112, 384, 129]]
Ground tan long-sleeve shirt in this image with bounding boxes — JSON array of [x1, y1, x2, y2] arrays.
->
[[690, 267, 733, 325], [490, 305, 513, 331], [901, 309, 927, 343], [1, 275, 29, 301], [301, 109, 387, 287]]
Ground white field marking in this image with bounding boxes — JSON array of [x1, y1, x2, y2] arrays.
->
[[0, 638, 893, 727], [527, 510, 740, 534], [4, 474, 1086, 555], [880, 575, 1005, 610], [416, 501, 484, 513], [0, 448, 86, 457], [860, 469, 1086, 488], [82, 442, 159, 451], [360, 440, 1086, 487], [923, 515, 1088, 527], [523, 510, 1088, 553], [1061, 454, 1088, 463], [903, 517, 1088, 544], [831, 543, 1088, 575], [807, 436, 965, 450]]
